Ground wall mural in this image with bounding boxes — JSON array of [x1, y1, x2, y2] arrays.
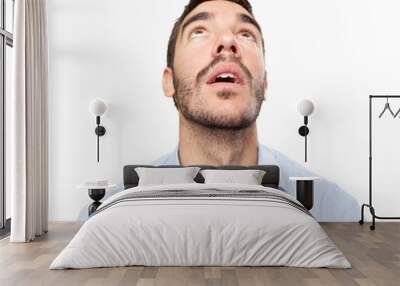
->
[[79, 0, 359, 222]]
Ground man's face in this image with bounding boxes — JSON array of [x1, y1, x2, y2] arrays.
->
[[164, 0, 267, 130]]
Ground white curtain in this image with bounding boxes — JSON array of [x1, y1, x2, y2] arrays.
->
[[9, 0, 48, 242]]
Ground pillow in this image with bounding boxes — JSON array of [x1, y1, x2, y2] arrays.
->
[[200, 169, 266, 185], [135, 167, 201, 186]]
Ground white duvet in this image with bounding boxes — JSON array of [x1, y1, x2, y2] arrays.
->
[[50, 183, 351, 269]]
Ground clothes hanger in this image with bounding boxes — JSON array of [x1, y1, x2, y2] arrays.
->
[[379, 97, 395, 118], [393, 103, 400, 118]]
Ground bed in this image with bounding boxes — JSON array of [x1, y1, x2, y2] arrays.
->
[[50, 165, 351, 269]]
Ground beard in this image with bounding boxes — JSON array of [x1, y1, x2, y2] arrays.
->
[[172, 57, 265, 131]]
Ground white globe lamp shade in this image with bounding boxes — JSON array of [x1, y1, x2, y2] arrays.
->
[[89, 99, 107, 116], [297, 99, 314, 116]]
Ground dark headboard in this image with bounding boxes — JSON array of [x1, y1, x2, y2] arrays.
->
[[123, 165, 280, 190]]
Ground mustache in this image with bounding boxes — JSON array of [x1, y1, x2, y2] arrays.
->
[[195, 55, 253, 85]]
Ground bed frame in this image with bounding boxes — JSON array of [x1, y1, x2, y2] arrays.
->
[[123, 165, 281, 190]]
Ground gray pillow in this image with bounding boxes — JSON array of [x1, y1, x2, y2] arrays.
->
[[200, 169, 266, 185], [135, 167, 201, 186]]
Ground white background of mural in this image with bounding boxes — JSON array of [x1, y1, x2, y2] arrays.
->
[[46, 0, 400, 220]]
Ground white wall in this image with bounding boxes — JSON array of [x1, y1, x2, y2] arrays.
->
[[48, 0, 400, 221]]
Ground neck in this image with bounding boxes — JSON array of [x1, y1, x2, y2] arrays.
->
[[178, 114, 259, 166]]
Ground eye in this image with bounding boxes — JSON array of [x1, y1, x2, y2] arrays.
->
[[190, 28, 206, 38], [239, 30, 256, 41]]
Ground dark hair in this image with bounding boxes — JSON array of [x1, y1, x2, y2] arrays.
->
[[167, 0, 264, 69]]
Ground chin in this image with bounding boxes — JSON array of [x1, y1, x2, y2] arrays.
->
[[209, 110, 255, 125], [208, 99, 255, 114], [208, 117, 255, 130], [184, 105, 256, 130]]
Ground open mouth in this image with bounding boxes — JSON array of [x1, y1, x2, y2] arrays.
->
[[206, 65, 245, 86], [211, 73, 239, 84]]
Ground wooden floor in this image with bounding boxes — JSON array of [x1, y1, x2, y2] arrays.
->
[[0, 222, 399, 286]]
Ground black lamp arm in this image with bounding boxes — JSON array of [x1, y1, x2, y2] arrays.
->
[[298, 116, 310, 162], [94, 116, 106, 162]]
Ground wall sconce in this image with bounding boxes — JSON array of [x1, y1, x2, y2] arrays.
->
[[297, 99, 315, 162], [89, 99, 107, 162]]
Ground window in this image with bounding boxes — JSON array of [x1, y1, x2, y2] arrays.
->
[[0, 0, 14, 234]]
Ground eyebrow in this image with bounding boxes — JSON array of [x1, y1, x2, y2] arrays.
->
[[179, 11, 262, 39], [237, 13, 262, 33], [180, 12, 214, 38]]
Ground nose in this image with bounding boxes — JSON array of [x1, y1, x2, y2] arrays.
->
[[212, 32, 241, 59]]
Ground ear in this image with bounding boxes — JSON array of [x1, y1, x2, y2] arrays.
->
[[162, 67, 176, 98], [263, 70, 268, 101]]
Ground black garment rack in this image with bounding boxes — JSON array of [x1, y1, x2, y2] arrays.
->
[[360, 95, 400, 230]]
